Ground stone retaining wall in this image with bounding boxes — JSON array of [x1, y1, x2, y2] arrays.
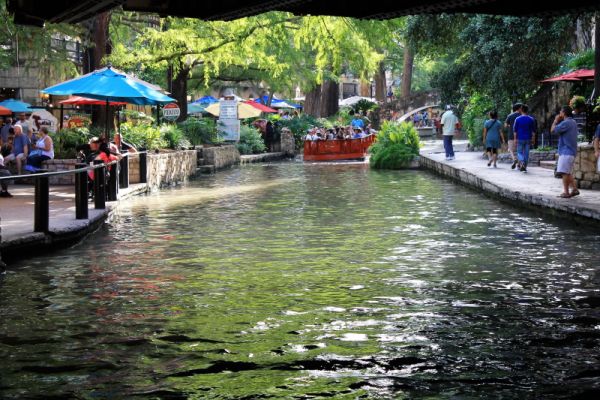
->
[[202, 145, 240, 169], [419, 154, 600, 222], [574, 144, 600, 190], [146, 150, 197, 191], [41, 159, 79, 185]]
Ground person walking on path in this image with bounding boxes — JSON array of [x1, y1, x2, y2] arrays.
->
[[441, 105, 459, 161], [505, 103, 521, 169], [552, 106, 580, 198], [513, 104, 536, 172], [483, 111, 505, 168]]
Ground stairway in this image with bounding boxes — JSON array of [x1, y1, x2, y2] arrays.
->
[[196, 147, 215, 174]]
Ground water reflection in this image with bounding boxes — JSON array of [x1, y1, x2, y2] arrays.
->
[[1, 162, 599, 399]]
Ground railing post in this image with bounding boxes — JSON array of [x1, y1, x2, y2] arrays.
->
[[34, 175, 49, 233], [107, 161, 119, 201], [119, 155, 129, 189], [139, 151, 147, 184], [93, 160, 106, 209], [75, 165, 88, 220]]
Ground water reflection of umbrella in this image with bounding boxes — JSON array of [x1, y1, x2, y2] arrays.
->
[[205, 102, 262, 119], [0, 99, 32, 113]]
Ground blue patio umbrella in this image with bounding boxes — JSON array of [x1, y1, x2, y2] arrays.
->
[[42, 67, 174, 105], [187, 103, 206, 114], [0, 99, 32, 113], [42, 66, 175, 135], [193, 96, 218, 105], [255, 95, 301, 109]]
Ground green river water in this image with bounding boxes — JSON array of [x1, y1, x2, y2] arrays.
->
[[1, 162, 599, 399]]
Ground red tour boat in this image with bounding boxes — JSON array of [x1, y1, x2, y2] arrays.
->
[[303, 135, 376, 162]]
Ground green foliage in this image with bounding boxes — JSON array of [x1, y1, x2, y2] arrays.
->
[[564, 49, 595, 71], [237, 125, 266, 155], [271, 114, 323, 150], [462, 93, 494, 147], [369, 121, 420, 169], [409, 14, 575, 109], [569, 95, 586, 111], [120, 121, 167, 150], [332, 108, 354, 126], [121, 109, 155, 125], [352, 100, 377, 115], [160, 124, 190, 149], [53, 127, 92, 159], [177, 117, 221, 145]]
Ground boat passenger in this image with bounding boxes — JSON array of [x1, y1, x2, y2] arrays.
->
[[352, 128, 366, 139]]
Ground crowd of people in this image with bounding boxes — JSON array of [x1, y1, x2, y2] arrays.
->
[[440, 101, 596, 199], [0, 113, 55, 197], [0, 111, 137, 198], [303, 114, 375, 141]]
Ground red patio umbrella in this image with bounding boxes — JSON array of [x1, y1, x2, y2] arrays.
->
[[59, 96, 128, 106], [541, 69, 595, 82], [244, 100, 277, 113], [0, 106, 12, 116]]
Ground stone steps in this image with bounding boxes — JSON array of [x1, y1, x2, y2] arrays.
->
[[196, 165, 215, 174], [197, 157, 205, 166], [540, 160, 556, 170]]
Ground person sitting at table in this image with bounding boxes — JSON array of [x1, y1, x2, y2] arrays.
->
[[24, 127, 54, 172]]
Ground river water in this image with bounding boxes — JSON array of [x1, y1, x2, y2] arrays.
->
[[1, 162, 600, 399]]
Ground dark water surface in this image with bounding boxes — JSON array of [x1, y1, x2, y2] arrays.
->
[[1, 162, 600, 399]]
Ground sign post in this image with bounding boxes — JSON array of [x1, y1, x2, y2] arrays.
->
[[162, 103, 180, 122], [217, 100, 240, 141]]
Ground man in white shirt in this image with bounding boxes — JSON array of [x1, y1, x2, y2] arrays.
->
[[440, 105, 459, 161]]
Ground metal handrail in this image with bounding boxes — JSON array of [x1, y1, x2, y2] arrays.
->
[[0, 151, 146, 181], [0, 149, 149, 234]]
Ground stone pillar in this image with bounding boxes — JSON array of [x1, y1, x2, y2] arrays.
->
[[280, 129, 295, 156], [573, 144, 600, 190]]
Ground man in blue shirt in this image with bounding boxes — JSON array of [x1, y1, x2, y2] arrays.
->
[[351, 114, 364, 130], [512, 104, 536, 172], [505, 103, 521, 169], [552, 106, 580, 198], [4, 125, 28, 175]]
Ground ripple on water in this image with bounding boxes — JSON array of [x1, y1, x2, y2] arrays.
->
[[1, 163, 600, 399]]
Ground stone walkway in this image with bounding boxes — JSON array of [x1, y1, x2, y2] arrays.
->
[[420, 142, 600, 222], [0, 183, 147, 244]]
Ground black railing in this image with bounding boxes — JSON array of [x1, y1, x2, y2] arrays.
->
[[0, 151, 147, 234]]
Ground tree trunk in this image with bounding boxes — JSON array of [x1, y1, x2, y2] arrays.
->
[[594, 13, 600, 101], [401, 45, 414, 99], [171, 66, 189, 122], [85, 12, 113, 134], [304, 85, 322, 117], [374, 61, 386, 102], [319, 80, 339, 118]]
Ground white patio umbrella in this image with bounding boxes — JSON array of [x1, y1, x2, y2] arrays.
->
[[339, 96, 376, 107]]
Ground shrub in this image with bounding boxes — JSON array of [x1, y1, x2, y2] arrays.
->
[[569, 95, 586, 112], [462, 93, 494, 147], [160, 124, 190, 149], [178, 117, 221, 145], [237, 125, 266, 155], [369, 121, 420, 169], [352, 99, 377, 115], [53, 127, 92, 159], [120, 121, 166, 150], [270, 114, 323, 151]]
